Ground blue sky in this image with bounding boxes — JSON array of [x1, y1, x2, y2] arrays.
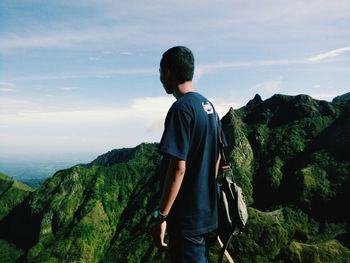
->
[[1, 0, 350, 161]]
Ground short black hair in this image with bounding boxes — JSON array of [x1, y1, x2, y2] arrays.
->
[[160, 46, 194, 83]]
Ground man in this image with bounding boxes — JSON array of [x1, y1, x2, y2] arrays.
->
[[153, 46, 226, 262]]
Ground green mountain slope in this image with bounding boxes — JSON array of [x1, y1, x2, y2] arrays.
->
[[0, 93, 349, 262], [0, 172, 33, 262], [333, 92, 350, 103], [0, 143, 163, 262], [0, 172, 33, 221], [220, 94, 350, 262]]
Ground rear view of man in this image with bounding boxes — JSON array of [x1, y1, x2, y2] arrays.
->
[[153, 46, 226, 262]]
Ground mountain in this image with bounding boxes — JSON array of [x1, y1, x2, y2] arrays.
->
[[0, 173, 33, 221], [0, 173, 33, 262], [333, 92, 350, 103], [220, 93, 350, 262], [0, 158, 88, 187], [0, 143, 166, 262], [18, 179, 46, 189], [0, 93, 350, 262]]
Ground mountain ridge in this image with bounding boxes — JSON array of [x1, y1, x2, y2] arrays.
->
[[333, 92, 350, 103], [1, 92, 350, 262], [0, 172, 33, 221]]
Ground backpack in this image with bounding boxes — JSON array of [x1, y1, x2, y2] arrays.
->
[[216, 117, 248, 263]]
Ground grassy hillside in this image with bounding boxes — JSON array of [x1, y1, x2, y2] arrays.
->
[[0, 93, 349, 262], [220, 94, 350, 262], [0, 172, 33, 221], [0, 143, 163, 262], [0, 172, 33, 262]]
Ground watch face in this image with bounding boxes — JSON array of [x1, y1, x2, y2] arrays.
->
[[152, 210, 167, 221], [153, 210, 159, 219]]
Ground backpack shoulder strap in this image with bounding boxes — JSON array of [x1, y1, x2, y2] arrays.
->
[[218, 235, 235, 263], [208, 101, 237, 263], [208, 101, 229, 166]]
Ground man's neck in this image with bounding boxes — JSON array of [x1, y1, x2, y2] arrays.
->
[[173, 81, 194, 99]]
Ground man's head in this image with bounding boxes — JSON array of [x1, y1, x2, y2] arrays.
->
[[160, 46, 194, 94]]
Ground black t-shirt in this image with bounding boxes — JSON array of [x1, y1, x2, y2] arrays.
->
[[159, 92, 227, 235]]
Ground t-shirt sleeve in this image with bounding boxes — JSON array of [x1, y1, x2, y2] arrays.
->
[[159, 105, 192, 161]]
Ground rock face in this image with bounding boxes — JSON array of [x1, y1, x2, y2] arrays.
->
[[0, 93, 350, 262]]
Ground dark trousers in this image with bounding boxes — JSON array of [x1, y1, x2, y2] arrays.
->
[[168, 231, 209, 263]]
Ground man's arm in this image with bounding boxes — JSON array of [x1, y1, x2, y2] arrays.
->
[[159, 156, 186, 215], [153, 156, 186, 249], [216, 154, 221, 178]]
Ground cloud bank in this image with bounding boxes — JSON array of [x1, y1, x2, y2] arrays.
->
[[308, 47, 350, 62]]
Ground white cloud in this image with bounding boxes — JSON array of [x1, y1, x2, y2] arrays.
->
[[146, 120, 164, 133], [60, 86, 77, 91], [0, 96, 174, 124], [209, 98, 241, 117], [308, 90, 344, 101], [0, 96, 176, 155], [0, 20, 158, 53], [0, 95, 239, 156], [0, 98, 39, 114], [88, 56, 99, 61], [0, 27, 117, 51], [0, 81, 15, 86], [0, 88, 17, 92], [96, 75, 111, 79], [252, 77, 283, 94], [6, 67, 156, 81], [195, 59, 304, 81], [308, 47, 350, 62], [120, 51, 132, 56], [103, 50, 113, 54], [5, 73, 83, 81], [5, 57, 306, 83], [140, 97, 237, 132], [1, 0, 349, 54], [0, 82, 16, 92], [1, 0, 349, 157], [0, 95, 237, 130]]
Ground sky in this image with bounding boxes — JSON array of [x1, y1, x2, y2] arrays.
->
[[1, 0, 350, 162]]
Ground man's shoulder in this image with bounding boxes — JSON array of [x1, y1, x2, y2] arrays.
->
[[173, 93, 215, 118], [175, 92, 207, 107]]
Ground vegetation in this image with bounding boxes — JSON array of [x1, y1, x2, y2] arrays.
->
[[0, 93, 350, 262], [219, 93, 350, 261], [0, 172, 33, 221], [0, 239, 23, 263]]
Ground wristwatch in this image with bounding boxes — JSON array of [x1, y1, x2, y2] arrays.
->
[[152, 210, 168, 222]]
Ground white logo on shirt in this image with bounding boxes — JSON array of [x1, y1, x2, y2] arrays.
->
[[202, 102, 214, 114]]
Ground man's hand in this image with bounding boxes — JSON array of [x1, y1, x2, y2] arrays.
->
[[153, 221, 168, 250], [154, 157, 185, 250]]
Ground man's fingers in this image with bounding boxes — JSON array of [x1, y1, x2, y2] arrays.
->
[[158, 231, 167, 249], [160, 237, 168, 248], [156, 238, 167, 250], [153, 221, 168, 250]]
